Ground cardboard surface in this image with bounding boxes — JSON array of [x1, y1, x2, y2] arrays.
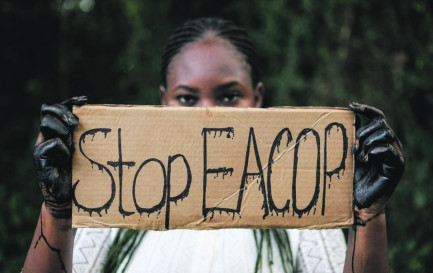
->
[[72, 105, 355, 230]]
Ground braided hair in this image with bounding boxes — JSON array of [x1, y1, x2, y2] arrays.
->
[[160, 17, 261, 88]]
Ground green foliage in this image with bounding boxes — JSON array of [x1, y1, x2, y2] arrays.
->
[[1, 0, 432, 272], [253, 229, 294, 273], [103, 229, 146, 273]]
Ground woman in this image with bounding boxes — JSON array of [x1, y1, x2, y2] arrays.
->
[[23, 18, 404, 273]]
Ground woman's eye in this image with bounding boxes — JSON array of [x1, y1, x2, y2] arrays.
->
[[219, 92, 241, 105], [177, 95, 198, 106]]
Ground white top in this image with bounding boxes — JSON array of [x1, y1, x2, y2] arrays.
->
[[73, 228, 346, 273]]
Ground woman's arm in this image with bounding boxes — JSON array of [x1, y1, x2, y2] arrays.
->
[[343, 103, 405, 273], [23, 203, 74, 273], [344, 211, 389, 273], [22, 97, 87, 273]]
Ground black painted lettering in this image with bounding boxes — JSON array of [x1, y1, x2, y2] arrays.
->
[[201, 127, 238, 220], [72, 128, 116, 217], [165, 154, 192, 229], [241, 127, 269, 219], [107, 128, 136, 217], [292, 128, 320, 218], [322, 123, 348, 215], [132, 158, 167, 216], [267, 128, 293, 216]]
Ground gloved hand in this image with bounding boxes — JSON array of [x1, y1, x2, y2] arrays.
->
[[33, 96, 87, 218], [350, 102, 405, 220]]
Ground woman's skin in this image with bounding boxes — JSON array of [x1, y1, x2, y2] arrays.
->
[[23, 34, 402, 273], [160, 35, 264, 108]]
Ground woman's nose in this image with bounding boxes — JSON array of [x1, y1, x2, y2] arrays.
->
[[197, 99, 216, 107]]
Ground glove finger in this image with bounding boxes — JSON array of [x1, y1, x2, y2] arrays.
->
[[34, 139, 72, 209], [354, 117, 386, 155], [366, 143, 401, 163], [41, 104, 78, 128], [354, 173, 391, 209], [40, 114, 70, 141], [366, 144, 405, 178], [350, 102, 385, 120], [354, 159, 367, 184], [61, 95, 88, 110], [360, 128, 395, 160], [34, 138, 70, 164]]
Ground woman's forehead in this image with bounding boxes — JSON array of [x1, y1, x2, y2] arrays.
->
[[166, 38, 252, 87]]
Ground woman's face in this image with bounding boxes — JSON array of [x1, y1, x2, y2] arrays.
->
[[160, 37, 264, 108]]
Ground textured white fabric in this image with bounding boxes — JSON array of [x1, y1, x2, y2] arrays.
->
[[295, 229, 347, 273], [73, 228, 111, 273], [73, 228, 346, 273]]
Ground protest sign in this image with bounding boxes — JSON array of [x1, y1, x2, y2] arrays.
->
[[72, 105, 355, 230]]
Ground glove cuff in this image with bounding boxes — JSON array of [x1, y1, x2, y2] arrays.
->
[[353, 209, 385, 228], [45, 202, 72, 219]]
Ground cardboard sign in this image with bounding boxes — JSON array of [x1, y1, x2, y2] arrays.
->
[[72, 105, 355, 230]]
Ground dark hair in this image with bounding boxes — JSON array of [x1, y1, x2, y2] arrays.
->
[[160, 17, 260, 87]]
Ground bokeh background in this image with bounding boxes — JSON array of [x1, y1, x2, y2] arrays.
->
[[1, 0, 432, 272]]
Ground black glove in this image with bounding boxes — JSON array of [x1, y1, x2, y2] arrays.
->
[[350, 102, 405, 215], [33, 96, 87, 218]]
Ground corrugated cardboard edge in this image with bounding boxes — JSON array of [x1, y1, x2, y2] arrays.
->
[[75, 104, 352, 111]]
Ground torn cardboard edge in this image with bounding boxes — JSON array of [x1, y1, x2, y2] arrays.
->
[[72, 105, 355, 230]]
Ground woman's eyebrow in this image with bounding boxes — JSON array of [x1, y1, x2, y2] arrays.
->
[[174, 85, 200, 93], [214, 81, 241, 92]]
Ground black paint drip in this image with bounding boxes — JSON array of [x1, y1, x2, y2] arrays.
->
[[208, 167, 234, 179], [201, 127, 235, 139]]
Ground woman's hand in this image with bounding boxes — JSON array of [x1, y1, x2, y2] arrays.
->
[[350, 102, 405, 220], [33, 96, 87, 219]]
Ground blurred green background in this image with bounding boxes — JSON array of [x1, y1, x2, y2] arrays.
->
[[1, 0, 432, 272]]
